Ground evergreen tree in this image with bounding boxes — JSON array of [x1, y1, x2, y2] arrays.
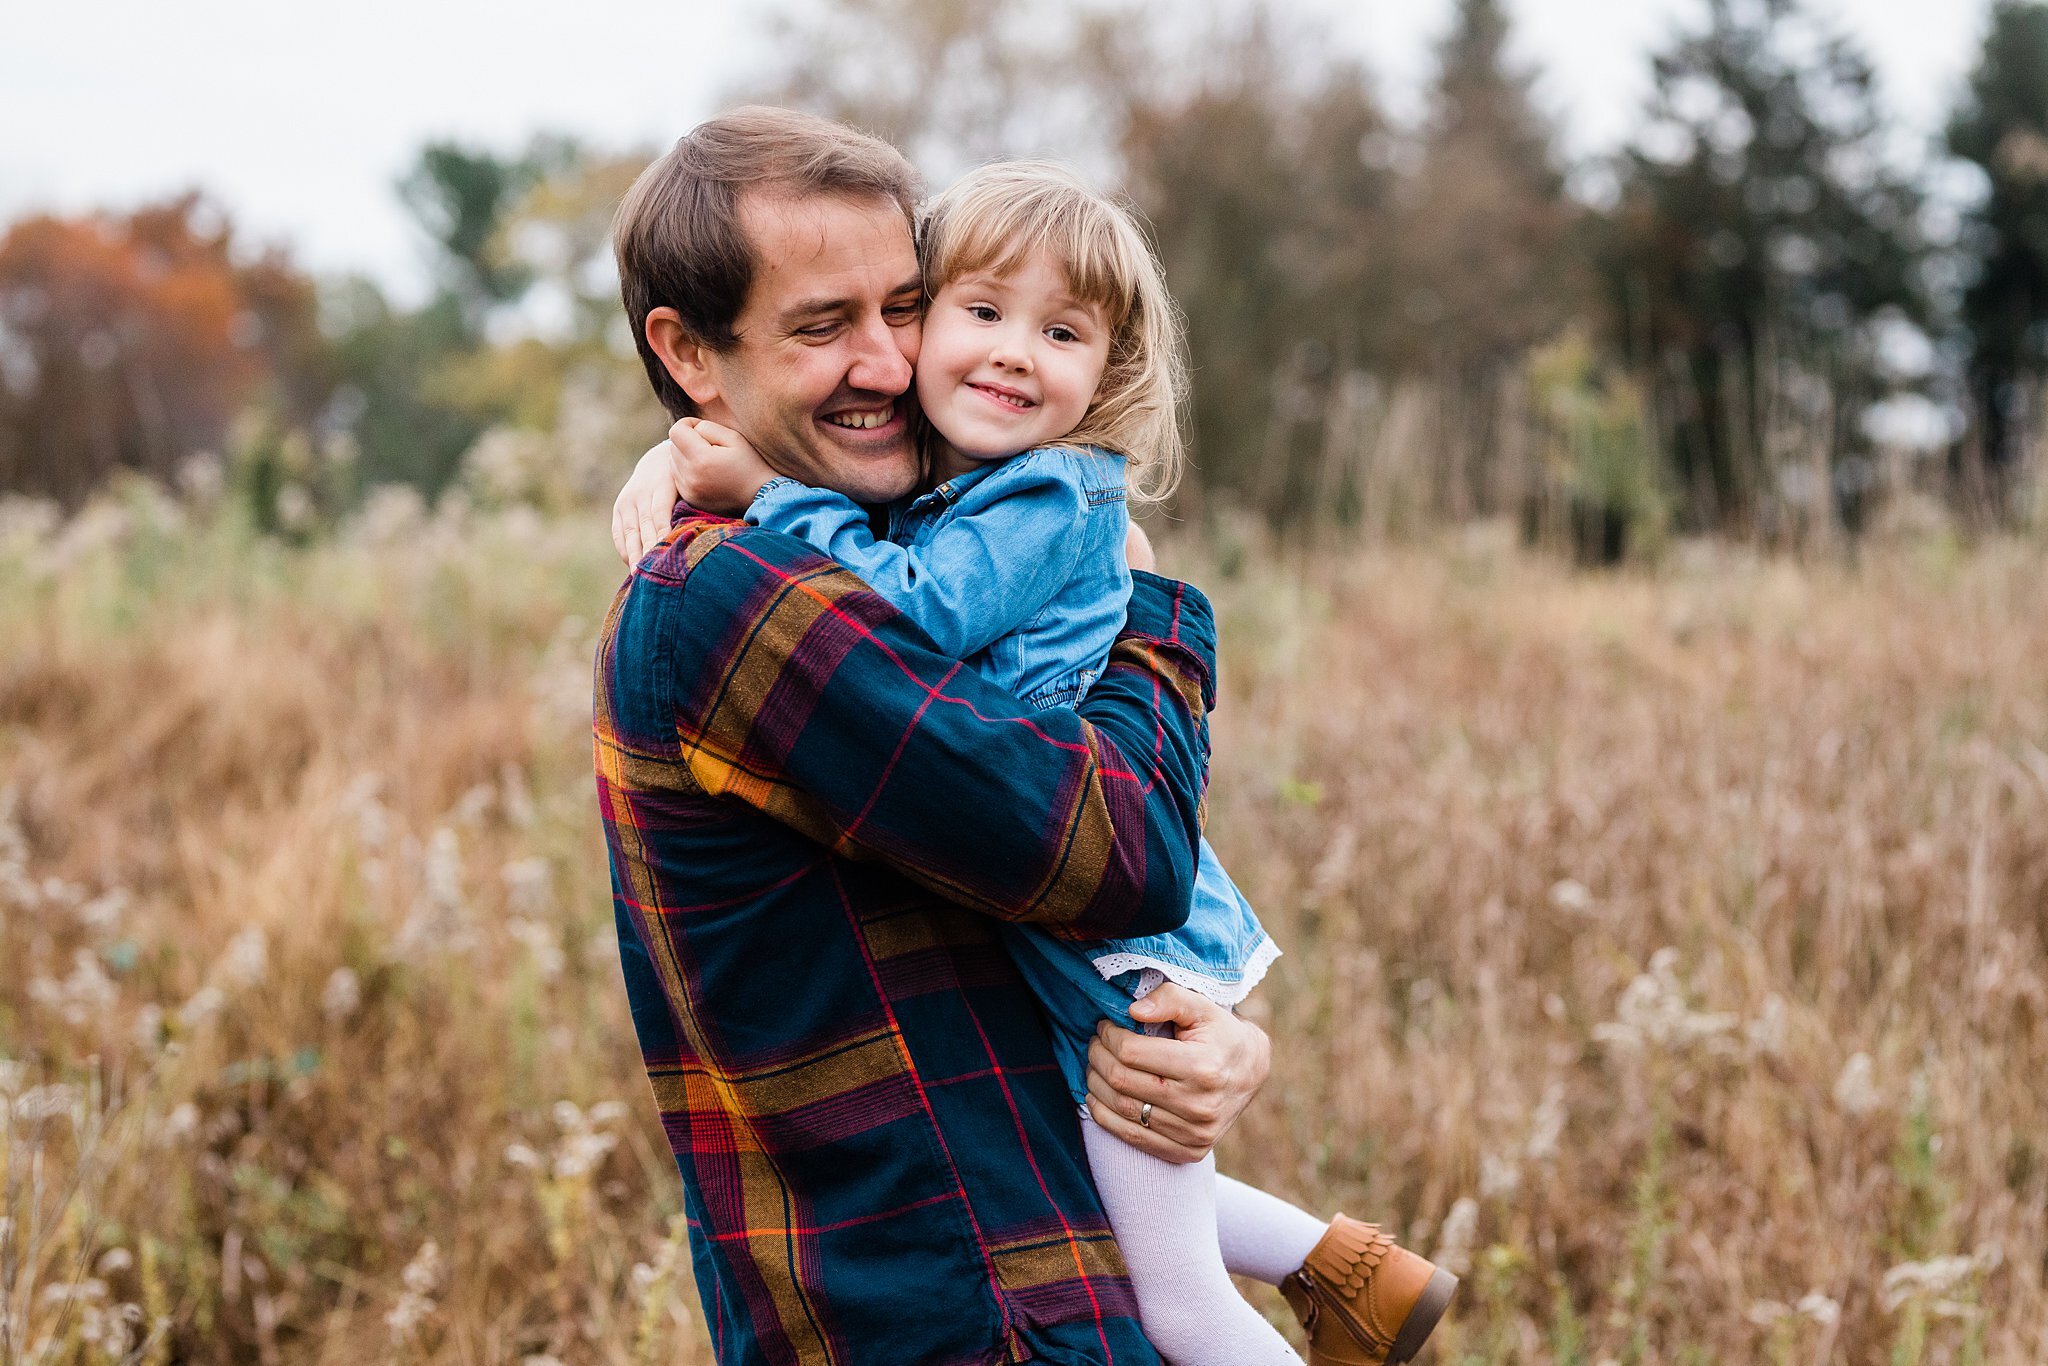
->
[[1605, 0, 1926, 532], [1949, 0, 2048, 519]]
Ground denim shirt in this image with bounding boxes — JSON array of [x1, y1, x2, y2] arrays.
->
[[748, 445, 1131, 709]]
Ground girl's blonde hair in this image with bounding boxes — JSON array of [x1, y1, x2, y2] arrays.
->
[[919, 160, 1188, 502]]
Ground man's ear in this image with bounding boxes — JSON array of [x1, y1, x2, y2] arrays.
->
[[645, 307, 721, 407]]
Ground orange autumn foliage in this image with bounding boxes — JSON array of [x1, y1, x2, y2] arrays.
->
[[0, 194, 326, 506]]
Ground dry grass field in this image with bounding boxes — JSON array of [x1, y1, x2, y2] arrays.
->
[[1, 487, 2043, 1363]]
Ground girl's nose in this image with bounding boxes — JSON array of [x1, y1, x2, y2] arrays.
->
[[989, 338, 1032, 372]]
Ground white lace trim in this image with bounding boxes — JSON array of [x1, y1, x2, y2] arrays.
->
[[1089, 934, 1282, 1009]]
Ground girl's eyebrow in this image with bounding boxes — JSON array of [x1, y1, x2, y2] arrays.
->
[[1044, 294, 1107, 324], [952, 271, 1096, 316]]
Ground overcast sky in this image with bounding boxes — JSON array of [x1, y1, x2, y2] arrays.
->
[[1, 0, 1994, 302]]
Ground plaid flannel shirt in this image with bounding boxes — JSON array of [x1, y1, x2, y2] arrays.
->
[[593, 510, 1217, 1366]]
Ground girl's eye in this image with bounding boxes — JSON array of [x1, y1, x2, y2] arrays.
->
[[1046, 325, 1080, 344], [967, 304, 999, 322]]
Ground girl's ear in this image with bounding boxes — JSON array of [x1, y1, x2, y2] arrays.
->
[[645, 308, 721, 406]]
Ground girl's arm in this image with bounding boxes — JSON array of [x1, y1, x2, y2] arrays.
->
[[613, 443, 679, 566], [746, 454, 1100, 660]]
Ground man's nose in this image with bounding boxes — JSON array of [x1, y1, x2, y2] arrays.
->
[[846, 313, 913, 395]]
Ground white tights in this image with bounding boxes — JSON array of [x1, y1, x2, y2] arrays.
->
[[1081, 1115, 1328, 1365]]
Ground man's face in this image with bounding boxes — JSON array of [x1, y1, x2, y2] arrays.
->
[[695, 193, 924, 505]]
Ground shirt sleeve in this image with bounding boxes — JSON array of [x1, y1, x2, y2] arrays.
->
[[642, 525, 1213, 941], [744, 457, 1092, 659]]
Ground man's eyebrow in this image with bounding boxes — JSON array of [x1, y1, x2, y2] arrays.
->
[[778, 279, 924, 323], [780, 296, 853, 322]]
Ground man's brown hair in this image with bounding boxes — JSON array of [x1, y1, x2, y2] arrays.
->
[[613, 106, 922, 418]]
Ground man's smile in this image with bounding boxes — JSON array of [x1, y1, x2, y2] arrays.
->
[[821, 402, 900, 431]]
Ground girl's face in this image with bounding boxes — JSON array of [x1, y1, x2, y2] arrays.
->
[[915, 251, 1113, 478]]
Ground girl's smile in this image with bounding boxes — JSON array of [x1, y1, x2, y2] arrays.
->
[[968, 380, 1035, 410]]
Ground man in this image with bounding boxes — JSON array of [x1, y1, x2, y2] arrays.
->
[[596, 107, 1268, 1364]]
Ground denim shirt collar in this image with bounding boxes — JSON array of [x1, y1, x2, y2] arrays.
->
[[889, 458, 1009, 536], [910, 459, 1006, 511]]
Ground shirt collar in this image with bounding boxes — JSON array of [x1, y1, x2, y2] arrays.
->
[[903, 458, 1007, 513]]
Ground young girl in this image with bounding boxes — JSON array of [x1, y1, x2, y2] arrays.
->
[[613, 160, 1454, 1366]]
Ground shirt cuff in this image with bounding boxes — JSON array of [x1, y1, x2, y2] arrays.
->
[[745, 476, 805, 524]]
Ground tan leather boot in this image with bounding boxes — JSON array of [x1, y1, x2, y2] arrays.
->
[[1278, 1215, 1457, 1365]]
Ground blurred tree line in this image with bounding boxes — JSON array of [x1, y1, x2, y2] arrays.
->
[[4, 0, 2048, 554], [753, 0, 2048, 551], [0, 136, 662, 530]]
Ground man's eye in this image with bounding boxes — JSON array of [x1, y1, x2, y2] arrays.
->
[[797, 322, 843, 340], [884, 303, 922, 324]]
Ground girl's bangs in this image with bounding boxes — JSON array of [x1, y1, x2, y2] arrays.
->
[[932, 190, 1135, 325]]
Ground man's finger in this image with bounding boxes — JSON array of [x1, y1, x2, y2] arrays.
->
[[1092, 1019, 1210, 1084], [1086, 1031, 1179, 1105], [1084, 1095, 1207, 1164], [1083, 1068, 1202, 1149], [1125, 981, 1220, 1030]]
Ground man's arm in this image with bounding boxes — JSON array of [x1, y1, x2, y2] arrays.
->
[[601, 520, 1213, 942]]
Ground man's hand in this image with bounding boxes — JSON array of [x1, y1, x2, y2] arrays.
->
[[669, 417, 775, 517], [612, 442, 682, 567], [1084, 983, 1270, 1163]]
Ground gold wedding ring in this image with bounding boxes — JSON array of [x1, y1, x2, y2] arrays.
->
[[1139, 1102, 1153, 1128]]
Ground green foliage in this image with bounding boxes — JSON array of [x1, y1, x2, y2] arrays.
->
[[323, 285, 494, 501], [1890, 1074, 1951, 1260], [1620, 1106, 1675, 1364], [1549, 1278, 1589, 1365], [298, 135, 636, 506], [1531, 330, 1668, 562], [399, 138, 578, 335]]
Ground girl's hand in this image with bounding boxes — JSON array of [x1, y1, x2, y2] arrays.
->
[[612, 442, 682, 567], [669, 417, 775, 516]]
